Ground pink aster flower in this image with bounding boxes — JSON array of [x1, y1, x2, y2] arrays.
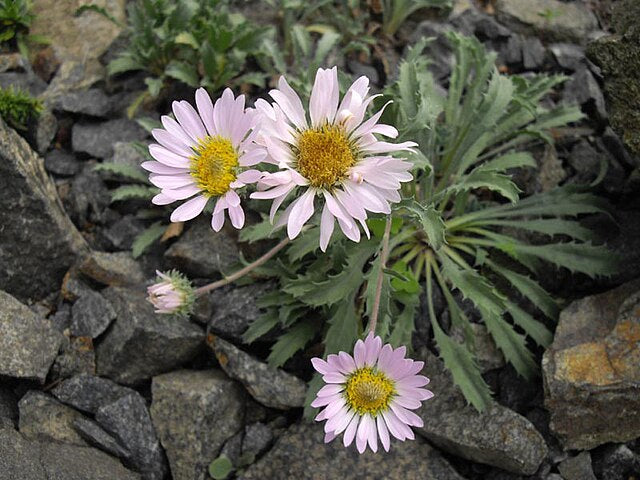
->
[[147, 270, 195, 315], [250, 67, 416, 251], [311, 333, 433, 453], [143, 88, 265, 231]]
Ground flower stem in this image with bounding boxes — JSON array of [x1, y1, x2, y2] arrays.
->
[[194, 237, 290, 296], [369, 216, 392, 335]]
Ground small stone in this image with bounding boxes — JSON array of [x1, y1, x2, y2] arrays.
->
[[409, 21, 453, 81], [567, 139, 602, 185], [207, 283, 273, 342], [0, 118, 88, 301], [495, 0, 598, 43], [564, 66, 607, 122], [592, 444, 640, 480], [66, 163, 111, 226], [52, 374, 137, 415], [73, 416, 131, 461], [72, 119, 147, 159], [502, 34, 524, 65], [49, 304, 72, 333], [18, 391, 88, 447], [239, 422, 465, 480], [61, 269, 94, 302], [56, 88, 111, 117], [522, 37, 546, 70], [44, 149, 81, 176], [416, 349, 548, 475], [164, 218, 240, 278], [241, 423, 273, 460], [78, 251, 145, 287], [549, 43, 585, 71], [30, 109, 58, 155], [50, 336, 96, 379], [96, 392, 167, 480], [558, 451, 596, 480], [208, 336, 307, 410], [452, 8, 511, 39], [453, 323, 505, 373], [0, 291, 63, 383], [96, 287, 203, 385], [103, 215, 145, 251], [71, 290, 117, 338], [542, 280, 640, 449], [150, 369, 245, 480]]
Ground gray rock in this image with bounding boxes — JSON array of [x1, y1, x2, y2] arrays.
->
[[409, 21, 453, 81], [111, 141, 147, 168], [56, 88, 111, 117], [30, 108, 58, 154], [592, 444, 640, 480], [601, 126, 639, 169], [18, 391, 88, 446], [0, 426, 49, 480], [495, 0, 598, 43], [0, 71, 47, 96], [66, 163, 111, 226], [44, 149, 81, 176], [242, 423, 273, 459], [558, 451, 596, 480], [220, 431, 244, 467], [542, 280, 640, 449], [208, 336, 307, 410], [549, 43, 585, 71], [207, 283, 273, 342], [563, 66, 607, 122], [452, 7, 512, 39], [0, 291, 63, 382], [164, 218, 240, 278], [52, 374, 136, 415], [502, 34, 523, 65], [240, 422, 465, 480], [73, 416, 131, 460], [0, 118, 88, 301], [96, 287, 203, 385], [0, 387, 18, 428], [567, 139, 602, 185], [587, 0, 640, 155], [347, 59, 379, 86], [49, 335, 96, 380], [78, 251, 145, 287], [49, 303, 72, 333], [71, 290, 117, 338], [150, 369, 245, 480], [522, 37, 546, 70], [72, 119, 147, 159], [103, 215, 145, 250], [453, 323, 505, 373], [38, 439, 141, 480], [96, 392, 167, 480], [416, 349, 547, 475]]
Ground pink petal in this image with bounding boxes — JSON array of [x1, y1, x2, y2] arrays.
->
[[211, 208, 225, 232], [161, 115, 195, 147], [163, 184, 201, 201], [338, 351, 356, 373], [353, 339, 366, 368], [317, 384, 343, 397], [236, 169, 263, 184], [324, 431, 337, 443], [170, 195, 208, 222], [390, 402, 423, 428], [367, 418, 378, 453], [228, 205, 245, 229], [364, 334, 382, 366], [382, 410, 406, 441], [319, 203, 334, 252], [397, 375, 430, 388], [311, 357, 332, 375], [152, 193, 175, 205], [195, 88, 216, 136], [270, 76, 307, 130], [173, 100, 207, 141], [239, 148, 267, 167], [311, 392, 342, 408], [323, 372, 346, 384], [287, 189, 315, 239], [149, 144, 190, 168], [152, 129, 194, 157], [141, 161, 187, 175], [376, 415, 391, 452], [343, 415, 360, 447], [149, 173, 194, 189]]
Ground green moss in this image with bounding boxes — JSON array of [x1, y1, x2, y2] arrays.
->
[[0, 86, 42, 130]]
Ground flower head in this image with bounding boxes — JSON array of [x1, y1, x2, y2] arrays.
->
[[311, 333, 433, 453], [144, 88, 265, 231], [251, 67, 416, 251], [147, 270, 195, 315]]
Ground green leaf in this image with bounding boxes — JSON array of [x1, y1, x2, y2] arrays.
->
[[243, 311, 280, 344], [505, 300, 553, 347], [313, 30, 341, 66], [108, 54, 142, 75], [388, 292, 420, 348], [74, 5, 122, 26], [443, 169, 521, 203], [267, 319, 317, 368], [287, 228, 320, 261], [165, 61, 199, 87], [131, 222, 165, 258], [323, 294, 359, 356], [389, 261, 420, 294], [303, 374, 324, 420], [239, 215, 275, 243], [94, 162, 148, 183], [208, 455, 233, 480], [480, 152, 536, 171], [174, 31, 199, 49], [403, 201, 447, 250], [110, 185, 158, 202]]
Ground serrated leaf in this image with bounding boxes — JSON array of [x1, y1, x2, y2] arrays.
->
[[480, 152, 536, 171], [267, 319, 317, 368], [505, 300, 553, 347], [238, 214, 275, 243], [94, 162, 148, 183], [444, 169, 521, 203], [388, 292, 420, 348], [324, 294, 359, 356], [313, 30, 340, 66], [487, 218, 595, 242], [403, 201, 447, 250], [287, 228, 320, 261], [165, 61, 199, 87], [131, 222, 165, 258], [108, 54, 141, 75], [243, 311, 280, 344], [110, 185, 158, 202]]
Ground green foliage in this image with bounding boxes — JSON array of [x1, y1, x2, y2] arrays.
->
[[381, 0, 452, 36], [0, 0, 47, 56], [208, 455, 233, 480], [244, 32, 615, 414], [0, 85, 42, 130], [110, 0, 270, 100], [132, 222, 166, 258]]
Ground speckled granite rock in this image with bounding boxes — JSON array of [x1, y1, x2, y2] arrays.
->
[[208, 335, 306, 410], [52, 374, 136, 415], [542, 280, 640, 449], [164, 219, 240, 278], [239, 422, 465, 480], [0, 291, 63, 383], [72, 119, 147, 159], [50, 336, 96, 380], [71, 290, 116, 338], [96, 392, 167, 480], [0, 118, 88, 301], [78, 251, 145, 287], [96, 287, 203, 385], [415, 349, 547, 475], [558, 451, 596, 480], [150, 369, 245, 480], [73, 417, 131, 460], [18, 391, 88, 446]]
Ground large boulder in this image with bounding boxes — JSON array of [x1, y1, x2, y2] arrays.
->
[[587, 0, 640, 156], [239, 422, 465, 480], [0, 118, 87, 301], [0, 291, 63, 383], [542, 280, 640, 449], [150, 370, 246, 480], [415, 349, 548, 475]]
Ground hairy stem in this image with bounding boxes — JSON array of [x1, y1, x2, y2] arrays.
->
[[194, 237, 290, 296], [369, 216, 392, 335]]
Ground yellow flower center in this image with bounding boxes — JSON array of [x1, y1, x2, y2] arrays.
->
[[345, 367, 395, 416], [190, 135, 238, 197], [295, 124, 357, 189]]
